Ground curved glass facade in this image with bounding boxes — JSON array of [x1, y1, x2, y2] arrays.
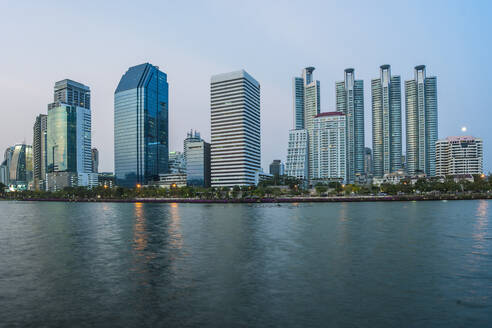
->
[[47, 105, 77, 173], [114, 63, 169, 187]]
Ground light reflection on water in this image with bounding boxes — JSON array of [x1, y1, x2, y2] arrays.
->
[[0, 200, 491, 327]]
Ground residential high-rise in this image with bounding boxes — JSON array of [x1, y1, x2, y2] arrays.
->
[[405, 65, 438, 176], [210, 70, 260, 187], [33, 114, 48, 190], [286, 129, 308, 180], [185, 136, 211, 187], [269, 160, 284, 177], [91, 148, 99, 173], [371, 65, 402, 177], [293, 76, 305, 129], [302, 68, 321, 180], [436, 136, 483, 176], [311, 112, 347, 183], [114, 63, 169, 187], [364, 147, 373, 177], [336, 68, 364, 183]]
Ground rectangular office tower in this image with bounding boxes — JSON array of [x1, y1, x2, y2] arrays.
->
[[210, 70, 260, 187], [311, 112, 347, 183], [33, 114, 47, 190], [371, 65, 402, 177], [46, 80, 91, 180], [336, 68, 364, 183], [185, 134, 211, 187], [436, 136, 483, 176], [405, 65, 438, 176], [114, 63, 169, 187]]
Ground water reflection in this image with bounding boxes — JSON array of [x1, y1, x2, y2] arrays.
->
[[168, 203, 184, 251], [473, 200, 489, 247]]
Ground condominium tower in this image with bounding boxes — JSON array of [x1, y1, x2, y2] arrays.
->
[[336, 68, 364, 183], [210, 70, 260, 187], [285, 129, 308, 180], [114, 63, 169, 187], [405, 65, 438, 176], [311, 112, 347, 183], [371, 65, 402, 177], [436, 136, 483, 176], [33, 114, 48, 190]]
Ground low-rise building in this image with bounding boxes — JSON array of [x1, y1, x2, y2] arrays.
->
[[150, 173, 187, 188]]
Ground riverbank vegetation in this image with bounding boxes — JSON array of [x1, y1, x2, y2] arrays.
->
[[1, 175, 491, 201]]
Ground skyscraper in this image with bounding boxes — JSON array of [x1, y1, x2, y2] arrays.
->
[[114, 63, 169, 187], [91, 148, 99, 173], [293, 76, 304, 129], [33, 114, 48, 190], [210, 70, 260, 187], [303, 68, 321, 180], [336, 68, 364, 183], [405, 65, 438, 176], [371, 65, 402, 177], [269, 160, 284, 177], [185, 134, 211, 187], [183, 130, 202, 167], [8, 144, 33, 189], [47, 80, 91, 175], [311, 112, 347, 183]]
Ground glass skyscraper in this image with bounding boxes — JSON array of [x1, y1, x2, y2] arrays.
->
[[336, 68, 364, 183], [293, 76, 304, 130], [405, 65, 438, 176], [185, 133, 211, 188], [371, 65, 402, 177], [47, 79, 91, 177], [114, 63, 169, 187], [8, 144, 33, 188]]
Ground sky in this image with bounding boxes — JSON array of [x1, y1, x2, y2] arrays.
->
[[0, 0, 491, 173]]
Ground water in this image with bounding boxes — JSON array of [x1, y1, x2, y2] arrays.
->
[[0, 200, 491, 327]]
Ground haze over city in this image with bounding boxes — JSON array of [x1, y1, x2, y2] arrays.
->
[[0, 0, 490, 172]]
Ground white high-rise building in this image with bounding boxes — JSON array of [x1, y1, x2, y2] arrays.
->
[[286, 129, 308, 180], [436, 136, 483, 176], [210, 70, 260, 187], [311, 112, 347, 183]]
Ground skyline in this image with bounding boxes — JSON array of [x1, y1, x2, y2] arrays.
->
[[1, 1, 491, 172]]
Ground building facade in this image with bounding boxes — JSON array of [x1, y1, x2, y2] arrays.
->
[[336, 68, 364, 183], [169, 151, 185, 173], [46, 79, 92, 188], [269, 160, 284, 177], [405, 65, 438, 176], [286, 129, 308, 180], [185, 137, 211, 187], [91, 148, 99, 173], [7, 144, 33, 189], [311, 112, 347, 183], [371, 65, 402, 177], [210, 70, 261, 187], [114, 63, 169, 187], [302, 68, 321, 180], [364, 147, 373, 177], [33, 114, 48, 190], [436, 136, 483, 176]]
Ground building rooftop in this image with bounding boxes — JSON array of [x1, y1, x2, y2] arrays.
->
[[315, 111, 345, 118], [211, 70, 260, 88]]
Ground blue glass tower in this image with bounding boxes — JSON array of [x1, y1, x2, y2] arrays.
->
[[114, 63, 169, 187]]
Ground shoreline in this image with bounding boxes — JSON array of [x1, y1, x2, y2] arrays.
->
[[8, 194, 492, 203]]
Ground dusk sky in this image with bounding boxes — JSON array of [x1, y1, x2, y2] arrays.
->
[[1, 0, 490, 172]]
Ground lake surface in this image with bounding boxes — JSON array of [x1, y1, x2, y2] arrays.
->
[[0, 200, 491, 327]]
